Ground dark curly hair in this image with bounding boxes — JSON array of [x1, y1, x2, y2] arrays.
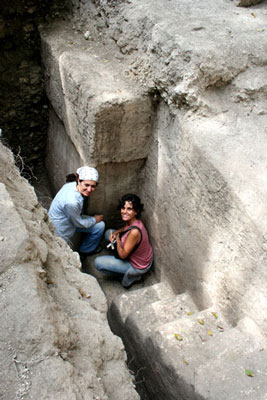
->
[[118, 194, 144, 218], [66, 173, 78, 183]]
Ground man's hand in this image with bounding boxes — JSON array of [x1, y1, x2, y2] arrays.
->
[[94, 214, 104, 223]]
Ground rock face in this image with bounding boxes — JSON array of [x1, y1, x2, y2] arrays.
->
[[0, 142, 139, 400]]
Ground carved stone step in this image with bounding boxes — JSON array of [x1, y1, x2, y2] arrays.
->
[[139, 316, 265, 400], [195, 346, 267, 400], [108, 281, 175, 337], [125, 291, 198, 337]]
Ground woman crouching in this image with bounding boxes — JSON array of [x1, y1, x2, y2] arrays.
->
[[94, 194, 153, 288]]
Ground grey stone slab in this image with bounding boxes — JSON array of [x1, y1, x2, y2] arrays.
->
[[108, 281, 174, 337], [138, 313, 265, 399], [126, 291, 198, 338], [40, 22, 153, 166], [195, 348, 267, 400]]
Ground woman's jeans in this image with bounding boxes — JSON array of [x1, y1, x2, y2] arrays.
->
[[76, 221, 105, 254], [94, 229, 152, 288]]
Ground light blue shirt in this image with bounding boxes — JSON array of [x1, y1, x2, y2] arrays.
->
[[48, 182, 96, 241]]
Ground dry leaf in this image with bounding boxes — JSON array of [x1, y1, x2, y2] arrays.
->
[[251, 12, 256, 18], [211, 312, 218, 319], [245, 369, 254, 377], [183, 358, 189, 365], [207, 330, 213, 336], [174, 333, 183, 341], [198, 319, 205, 325], [187, 311, 194, 316], [78, 288, 91, 298]]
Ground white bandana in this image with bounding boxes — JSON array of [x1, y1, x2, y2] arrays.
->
[[76, 166, 99, 182]]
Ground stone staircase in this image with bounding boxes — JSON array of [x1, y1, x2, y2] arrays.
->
[[109, 282, 267, 400]]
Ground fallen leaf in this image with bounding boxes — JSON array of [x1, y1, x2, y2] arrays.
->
[[207, 330, 213, 336], [198, 319, 205, 325], [211, 312, 218, 319], [183, 358, 189, 365], [174, 333, 183, 341], [46, 280, 54, 285], [103, 59, 110, 63], [68, 41, 73, 45], [187, 311, 194, 316], [245, 369, 254, 377], [251, 12, 256, 18], [256, 28, 264, 32], [78, 288, 91, 298]]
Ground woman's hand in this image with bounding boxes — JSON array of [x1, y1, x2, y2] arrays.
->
[[108, 228, 124, 242], [94, 214, 104, 223], [109, 231, 117, 242]]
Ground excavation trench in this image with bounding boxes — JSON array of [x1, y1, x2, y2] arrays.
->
[[3, 2, 267, 399], [33, 164, 161, 400]]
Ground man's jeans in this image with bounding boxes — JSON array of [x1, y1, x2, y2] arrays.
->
[[94, 229, 152, 287], [76, 221, 105, 253]]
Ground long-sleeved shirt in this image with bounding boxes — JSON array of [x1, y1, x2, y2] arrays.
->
[[48, 182, 96, 241]]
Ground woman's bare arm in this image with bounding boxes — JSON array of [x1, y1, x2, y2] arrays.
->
[[115, 229, 141, 259]]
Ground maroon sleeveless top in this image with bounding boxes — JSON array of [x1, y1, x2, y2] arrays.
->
[[121, 219, 153, 269]]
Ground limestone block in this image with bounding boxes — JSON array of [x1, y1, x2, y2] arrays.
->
[[138, 312, 265, 399], [46, 107, 83, 191], [109, 282, 174, 337], [195, 349, 267, 400], [141, 99, 267, 333], [41, 23, 153, 167], [0, 183, 29, 273], [126, 292, 198, 338]]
